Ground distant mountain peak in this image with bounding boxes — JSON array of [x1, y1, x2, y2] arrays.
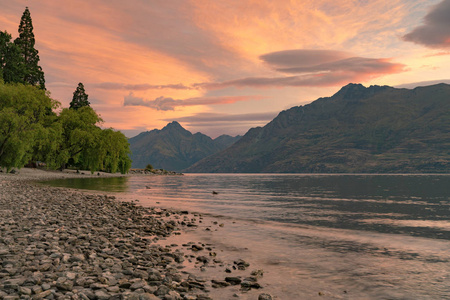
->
[[161, 121, 191, 134], [163, 121, 183, 129], [342, 83, 365, 89], [128, 121, 242, 171], [334, 83, 392, 101]]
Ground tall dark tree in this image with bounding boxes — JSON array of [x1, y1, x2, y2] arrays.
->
[[0, 31, 7, 81], [69, 82, 90, 110], [0, 31, 26, 84], [14, 7, 45, 89]]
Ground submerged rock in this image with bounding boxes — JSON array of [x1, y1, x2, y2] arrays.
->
[[258, 293, 273, 300]]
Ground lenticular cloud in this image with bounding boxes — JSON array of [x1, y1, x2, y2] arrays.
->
[[403, 0, 450, 49]]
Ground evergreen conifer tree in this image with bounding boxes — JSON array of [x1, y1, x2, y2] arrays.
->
[[0, 31, 26, 84], [70, 83, 90, 110], [14, 7, 45, 89], [0, 31, 7, 81]]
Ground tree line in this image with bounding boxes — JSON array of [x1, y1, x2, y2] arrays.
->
[[0, 7, 131, 173]]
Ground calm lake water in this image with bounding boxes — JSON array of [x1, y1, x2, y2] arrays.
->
[[44, 174, 450, 299]]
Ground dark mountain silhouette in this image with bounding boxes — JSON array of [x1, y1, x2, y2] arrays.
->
[[186, 83, 450, 173], [129, 121, 240, 171]]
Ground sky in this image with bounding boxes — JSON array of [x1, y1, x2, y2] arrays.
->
[[1, 0, 450, 138]]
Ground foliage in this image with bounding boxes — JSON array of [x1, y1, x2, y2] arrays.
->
[[0, 107, 35, 172], [29, 105, 131, 174], [0, 81, 132, 174], [76, 128, 131, 174], [53, 106, 102, 170], [69, 82, 90, 110], [0, 82, 55, 171], [0, 31, 26, 85], [32, 116, 63, 169], [98, 129, 132, 174], [13, 7, 45, 89], [145, 163, 153, 171]]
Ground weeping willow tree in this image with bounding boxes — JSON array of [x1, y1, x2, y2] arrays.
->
[[78, 128, 132, 174], [0, 82, 132, 174], [41, 106, 131, 174], [0, 82, 56, 172]]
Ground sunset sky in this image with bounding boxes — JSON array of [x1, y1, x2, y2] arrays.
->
[[1, 0, 450, 138]]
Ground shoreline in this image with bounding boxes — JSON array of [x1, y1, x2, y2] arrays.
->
[[0, 168, 273, 300]]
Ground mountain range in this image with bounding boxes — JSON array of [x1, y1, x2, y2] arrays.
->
[[128, 121, 241, 171], [186, 83, 450, 173]]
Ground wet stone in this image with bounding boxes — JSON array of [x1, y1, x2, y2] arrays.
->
[[211, 279, 231, 288], [191, 245, 204, 251], [196, 256, 210, 264], [225, 277, 242, 285], [234, 259, 250, 270], [258, 293, 273, 300]]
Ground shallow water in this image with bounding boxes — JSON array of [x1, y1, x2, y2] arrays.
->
[[44, 174, 450, 299]]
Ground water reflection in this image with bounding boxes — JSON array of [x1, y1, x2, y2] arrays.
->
[[43, 176, 129, 192]]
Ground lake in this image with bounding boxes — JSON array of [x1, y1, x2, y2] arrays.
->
[[44, 174, 450, 299]]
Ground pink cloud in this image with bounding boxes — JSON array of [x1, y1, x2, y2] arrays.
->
[[423, 51, 450, 57], [93, 82, 193, 91], [123, 93, 263, 111], [165, 112, 278, 124]]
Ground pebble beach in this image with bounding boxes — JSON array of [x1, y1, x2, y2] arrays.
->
[[0, 169, 272, 300]]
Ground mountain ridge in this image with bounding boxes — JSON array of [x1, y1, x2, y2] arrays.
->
[[128, 121, 241, 171], [186, 83, 450, 173]]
